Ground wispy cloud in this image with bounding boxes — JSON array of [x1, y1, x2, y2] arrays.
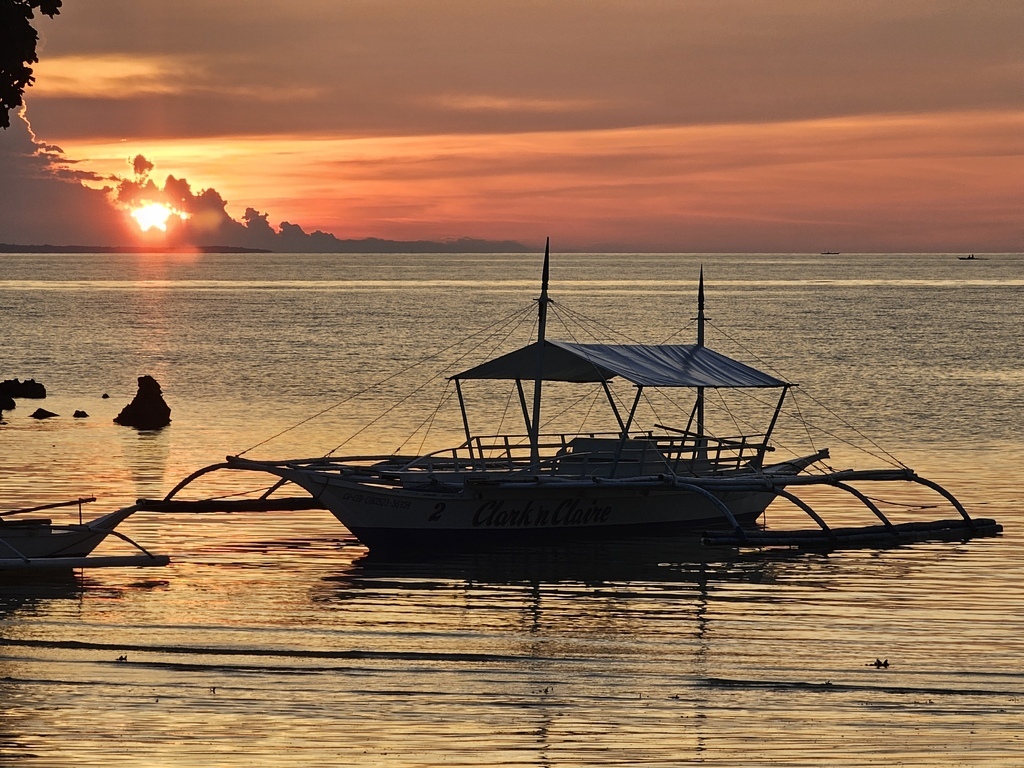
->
[[429, 94, 608, 113], [31, 55, 196, 98], [45, 109, 1024, 251], [32, 55, 321, 102]]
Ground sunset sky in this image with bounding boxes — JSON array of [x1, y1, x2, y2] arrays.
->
[[1, 0, 1021, 252]]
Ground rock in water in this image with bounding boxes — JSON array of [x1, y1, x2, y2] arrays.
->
[[1, 377, 47, 400], [30, 408, 58, 419], [114, 375, 172, 429]]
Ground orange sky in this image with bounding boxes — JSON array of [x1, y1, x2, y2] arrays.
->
[[3, 1, 1022, 251]]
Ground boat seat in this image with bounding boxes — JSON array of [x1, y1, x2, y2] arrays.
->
[[555, 437, 668, 477]]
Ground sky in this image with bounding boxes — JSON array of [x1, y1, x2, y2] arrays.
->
[[1, 0, 1022, 252]]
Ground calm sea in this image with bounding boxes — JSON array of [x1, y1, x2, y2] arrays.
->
[[1, 252, 1022, 766]]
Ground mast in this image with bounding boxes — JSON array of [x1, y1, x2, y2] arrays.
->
[[530, 238, 551, 468], [695, 266, 705, 439]]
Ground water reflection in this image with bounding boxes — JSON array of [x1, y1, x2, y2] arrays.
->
[[119, 428, 171, 498], [0, 569, 85, 612], [0, 572, 81, 765], [331, 536, 776, 589]]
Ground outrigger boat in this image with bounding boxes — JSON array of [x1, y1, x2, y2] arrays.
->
[[0, 498, 168, 570], [157, 242, 1000, 553]]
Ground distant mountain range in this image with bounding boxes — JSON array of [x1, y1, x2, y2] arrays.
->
[[0, 237, 533, 254]]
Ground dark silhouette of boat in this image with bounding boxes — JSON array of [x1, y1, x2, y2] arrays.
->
[[158, 241, 1000, 554]]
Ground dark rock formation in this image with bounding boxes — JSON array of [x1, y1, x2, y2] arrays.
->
[[114, 375, 171, 429], [0, 393, 14, 411], [1, 377, 46, 399], [73, 410, 89, 418], [30, 408, 58, 419]]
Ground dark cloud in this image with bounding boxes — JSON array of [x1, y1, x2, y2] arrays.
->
[[0, 110, 132, 245], [1, 112, 525, 251], [131, 154, 154, 177], [24, 1, 1024, 140], [0, 111, 320, 249]]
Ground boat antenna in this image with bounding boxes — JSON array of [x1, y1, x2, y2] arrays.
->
[[530, 237, 551, 468], [695, 266, 705, 440], [696, 265, 705, 347]]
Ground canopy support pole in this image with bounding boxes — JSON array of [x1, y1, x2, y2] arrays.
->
[[454, 378, 475, 463], [622, 386, 643, 437], [610, 387, 645, 475], [515, 379, 532, 436], [601, 380, 626, 433], [756, 385, 789, 467]]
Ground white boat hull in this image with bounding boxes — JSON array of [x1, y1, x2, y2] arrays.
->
[[273, 468, 783, 551], [0, 506, 140, 562]]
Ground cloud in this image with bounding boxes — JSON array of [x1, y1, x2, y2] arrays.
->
[[32, 54, 322, 103], [0, 110, 312, 248], [428, 94, 608, 114], [0, 110, 133, 246], [24, 1, 1024, 141], [29, 55, 196, 98], [1, 111, 524, 251], [8, 104, 1021, 253]]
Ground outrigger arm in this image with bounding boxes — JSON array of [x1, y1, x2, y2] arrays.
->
[[699, 467, 998, 548]]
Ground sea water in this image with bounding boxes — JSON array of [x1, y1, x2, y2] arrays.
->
[[1, 252, 1022, 766]]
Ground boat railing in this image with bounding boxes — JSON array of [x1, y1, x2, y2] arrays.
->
[[392, 430, 770, 478], [652, 431, 770, 475]]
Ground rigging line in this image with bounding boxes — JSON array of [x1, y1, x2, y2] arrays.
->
[[411, 382, 456, 456], [329, 375, 447, 456], [702, 316, 906, 467], [658, 309, 698, 344], [702, 317, 789, 379], [495, 379, 517, 437], [659, 318, 699, 344], [857, 493, 950, 509], [237, 303, 535, 457], [330, 306, 536, 456], [183, 483, 294, 503], [575, 388, 601, 436], [633, 389, 665, 435], [395, 381, 453, 455], [710, 387, 744, 437], [548, 304, 605, 350], [786, 389, 907, 470], [553, 303, 647, 344], [537, 388, 607, 437], [545, 306, 639, 422], [786, 387, 820, 459]]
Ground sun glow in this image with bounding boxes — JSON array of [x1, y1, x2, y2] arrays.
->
[[131, 203, 183, 232]]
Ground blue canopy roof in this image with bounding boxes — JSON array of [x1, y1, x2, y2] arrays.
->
[[452, 340, 788, 388]]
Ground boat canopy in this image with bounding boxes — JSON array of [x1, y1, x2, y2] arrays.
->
[[451, 340, 788, 388]]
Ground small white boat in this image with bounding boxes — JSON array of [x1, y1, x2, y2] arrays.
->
[[162, 241, 998, 554], [0, 498, 168, 569]]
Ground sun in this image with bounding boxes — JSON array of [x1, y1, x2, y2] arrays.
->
[[131, 202, 181, 232]]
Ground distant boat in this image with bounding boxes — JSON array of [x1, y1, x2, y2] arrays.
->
[[820, 251, 840, 255], [958, 254, 987, 261]]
